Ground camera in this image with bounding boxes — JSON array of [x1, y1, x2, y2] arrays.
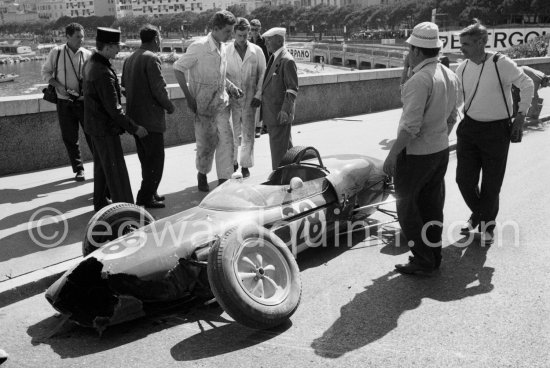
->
[[67, 89, 80, 103]]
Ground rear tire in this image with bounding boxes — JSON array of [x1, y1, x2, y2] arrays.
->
[[82, 203, 155, 256], [207, 224, 302, 329]]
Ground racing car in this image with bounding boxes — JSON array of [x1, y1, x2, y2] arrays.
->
[[45, 146, 393, 332]]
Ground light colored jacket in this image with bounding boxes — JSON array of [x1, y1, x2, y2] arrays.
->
[[41, 44, 92, 100], [226, 41, 266, 105], [173, 33, 230, 117]]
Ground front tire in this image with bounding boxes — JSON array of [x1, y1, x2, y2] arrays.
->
[[82, 203, 155, 256], [207, 224, 302, 329]]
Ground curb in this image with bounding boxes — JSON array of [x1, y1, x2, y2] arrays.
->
[[0, 258, 81, 309]]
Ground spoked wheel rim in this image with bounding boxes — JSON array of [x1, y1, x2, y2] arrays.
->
[[233, 237, 291, 306]]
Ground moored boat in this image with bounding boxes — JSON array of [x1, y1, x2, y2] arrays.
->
[[0, 73, 19, 82]]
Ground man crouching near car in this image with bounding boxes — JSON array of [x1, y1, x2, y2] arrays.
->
[[383, 22, 460, 276]]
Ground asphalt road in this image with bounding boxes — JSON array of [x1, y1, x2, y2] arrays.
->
[[0, 124, 549, 367]]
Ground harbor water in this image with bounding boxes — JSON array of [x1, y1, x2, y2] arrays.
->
[[0, 59, 178, 98]]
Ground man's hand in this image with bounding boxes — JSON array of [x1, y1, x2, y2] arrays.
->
[[186, 96, 197, 114], [167, 103, 176, 115], [56, 86, 70, 98], [251, 98, 261, 108], [135, 126, 148, 138], [278, 110, 290, 125], [510, 114, 525, 143], [383, 152, 397, 177], [230, 87, 244, 99]]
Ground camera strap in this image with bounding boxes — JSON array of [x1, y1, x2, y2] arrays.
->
[[492, 52, 512, 124], [462, 55, 487, 114], [64, 45, 83, 94]]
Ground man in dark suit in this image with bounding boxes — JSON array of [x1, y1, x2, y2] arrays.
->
[[249, 19, 269, 138], [261, 27, 299, 170], [122, 24, 175, 209], [83, 27, 148, 212], [249, 19, 269, 61]]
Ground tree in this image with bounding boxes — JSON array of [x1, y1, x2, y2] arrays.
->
[[226, 4, 247, 18], [192, 9, 219, 34]]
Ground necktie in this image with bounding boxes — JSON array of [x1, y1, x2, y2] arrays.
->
[[264, 55, 274, 82]]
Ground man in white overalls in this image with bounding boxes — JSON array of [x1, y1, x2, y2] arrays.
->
[[226, 18, 267, 178], [174, 10, 242, 192]]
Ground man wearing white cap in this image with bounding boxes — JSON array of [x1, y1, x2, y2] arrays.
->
[[383, 22, 460, 276], [261, 27, 299, 170]]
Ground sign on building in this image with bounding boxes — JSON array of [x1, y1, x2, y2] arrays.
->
[[287, 48, 311, 62], [440, 28, 549, 53]]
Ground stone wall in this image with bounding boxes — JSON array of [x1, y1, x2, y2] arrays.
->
[[1, 57, 548, 176]]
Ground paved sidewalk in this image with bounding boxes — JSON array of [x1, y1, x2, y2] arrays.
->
[[1, 85, 549, 307]]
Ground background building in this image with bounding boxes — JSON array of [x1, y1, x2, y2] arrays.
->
[[1, 0, 38, 24]]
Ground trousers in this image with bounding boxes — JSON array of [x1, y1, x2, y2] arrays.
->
[[231, 99, 256, 168], [194, 106, 234, 180], [394, 148, 449, 269], [91, 135, 134, 211], [56, 100, 93, 172], [456, 116, 511, 231], [134, 132, 165, 203], [267, 123, 293, 170]]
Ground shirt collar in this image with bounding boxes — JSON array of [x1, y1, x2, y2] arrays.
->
[[92, 51, 112, 66], [234, 40, 248, 51], [412, 56, 439, 74], [272, 46, 284, 59], [207, 33, 221, 52], [65, 43, 85, 55], [140, 43, 158, 52]]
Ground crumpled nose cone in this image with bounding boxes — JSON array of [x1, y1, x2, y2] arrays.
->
[[45, 257, 145, 331]]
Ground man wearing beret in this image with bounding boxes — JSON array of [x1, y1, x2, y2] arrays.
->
[[83, 27, 148, 211], [174, 10, 242, 192], [261, 27, 299, 170]]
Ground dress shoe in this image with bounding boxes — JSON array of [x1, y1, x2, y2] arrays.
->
[[480, 228, 494, 246], [395, 262, 434, 276], [137, 199, 165, 209], [0, 348, 8, 364], [408, 255, 440, 270], [218, 178, 228, 186], [154, 192, 165, 201], [241, 167, 250, 178], [197, 172, 209, 192], [75, 170, 85, 182], [460, 214, 480, 235]]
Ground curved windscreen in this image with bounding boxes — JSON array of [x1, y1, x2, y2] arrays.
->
[[199, 179, 331, 211]]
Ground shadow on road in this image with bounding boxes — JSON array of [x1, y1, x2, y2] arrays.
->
[[378, 138, 395, 151], [0, 178, 90, 206], [26, 302, 230, 358], [0, 185, 207, 264], [311, 239, 494, 358], [170, 319, 292, 360]]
